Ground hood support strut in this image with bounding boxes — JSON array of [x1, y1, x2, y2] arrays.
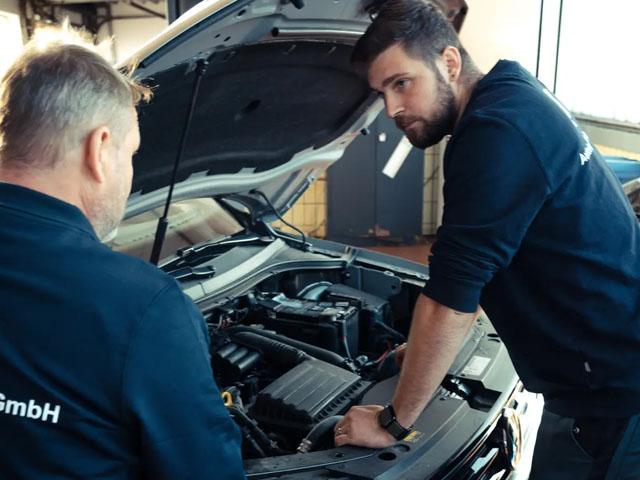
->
[[150, 59, 209, 265]]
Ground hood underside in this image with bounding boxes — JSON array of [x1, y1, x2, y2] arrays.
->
[[134, 40, 372, 195], [125, 0, 380, 219], [122, 0, 472, 220]]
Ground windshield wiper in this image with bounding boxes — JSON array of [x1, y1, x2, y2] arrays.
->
[[160, 233, 274, 271], [166, 265, 216, 281], [149, 59, 209, 265]]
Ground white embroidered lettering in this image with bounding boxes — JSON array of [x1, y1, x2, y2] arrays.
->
[[0, 392, 61, 424], [5, 400, 27, 417], [41, 403, 61, 424], [27, 400, 42, 420]]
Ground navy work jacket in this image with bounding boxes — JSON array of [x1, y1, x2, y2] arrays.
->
[[423, 61, 640, 417], [0, 183, 244, 479]]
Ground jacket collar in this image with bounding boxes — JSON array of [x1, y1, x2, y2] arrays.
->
[[0, 182, 98, 240]]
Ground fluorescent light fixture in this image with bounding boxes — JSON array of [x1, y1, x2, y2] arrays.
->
[[382, 135, 413, 179]]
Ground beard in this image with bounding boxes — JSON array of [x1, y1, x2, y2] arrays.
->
[[89, 175, 130, 241], [395, 70, 458, 149]]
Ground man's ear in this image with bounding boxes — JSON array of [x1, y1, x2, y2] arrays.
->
[[84, 126, 111, 184], [441, 46, 462, 82]]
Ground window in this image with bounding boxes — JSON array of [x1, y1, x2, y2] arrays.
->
[[556, 0, 640, 124]]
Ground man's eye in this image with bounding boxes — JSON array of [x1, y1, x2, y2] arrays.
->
[[394, 79, 408, 91]]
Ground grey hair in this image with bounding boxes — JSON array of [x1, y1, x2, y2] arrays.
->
[[0, 26, 151, 170]]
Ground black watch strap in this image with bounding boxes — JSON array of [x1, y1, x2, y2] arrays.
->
[[378, 404, 413, 440]]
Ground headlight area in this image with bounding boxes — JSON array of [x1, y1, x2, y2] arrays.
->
[[436, 383, 544, 480]]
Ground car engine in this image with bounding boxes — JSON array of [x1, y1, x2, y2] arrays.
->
[[206, 275, 409, 459]]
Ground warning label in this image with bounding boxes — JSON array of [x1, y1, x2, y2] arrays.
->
[[462, 356, 491, 377]]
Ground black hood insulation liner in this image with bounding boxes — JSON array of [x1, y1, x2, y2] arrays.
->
[[133, 41, 372, 195]]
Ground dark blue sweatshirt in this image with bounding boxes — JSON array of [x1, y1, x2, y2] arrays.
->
[[423, 60, 640, 417], [0, 183, 245, 479]]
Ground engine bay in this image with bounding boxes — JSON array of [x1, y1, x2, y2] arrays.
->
[[206, 268, 417, 459]]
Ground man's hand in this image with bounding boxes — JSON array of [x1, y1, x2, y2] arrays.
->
[[394, 343, 407, 368], [334, 405, 396, 448]]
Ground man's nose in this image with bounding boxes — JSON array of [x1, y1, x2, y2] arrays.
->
[[384, 94, 403, 119]]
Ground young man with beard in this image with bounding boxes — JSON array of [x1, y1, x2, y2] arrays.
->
[[333, 1, 640, 478], [0, 32, 244, 478]]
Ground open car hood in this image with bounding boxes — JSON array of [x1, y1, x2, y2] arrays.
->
[[121, 0, 383, 222]]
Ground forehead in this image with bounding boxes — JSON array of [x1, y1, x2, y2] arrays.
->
[[367, 44, 432, 90]]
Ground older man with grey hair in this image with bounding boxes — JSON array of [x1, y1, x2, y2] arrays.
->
[[0, 31, 245, 479]]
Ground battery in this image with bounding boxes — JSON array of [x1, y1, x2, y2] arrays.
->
[[255, 294, 359, 358]]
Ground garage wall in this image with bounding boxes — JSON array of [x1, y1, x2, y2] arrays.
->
[[0, 0, 24, 76], [0, 0, 19, 15], [274, 175, 327, 238], [422, 144, 443, 235], [461, 0, 563, 95], [99, 3, 167, 63]]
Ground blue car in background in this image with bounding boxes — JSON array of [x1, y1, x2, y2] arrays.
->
[[604, 156, 640, 220], [604, 156, 640, 185]]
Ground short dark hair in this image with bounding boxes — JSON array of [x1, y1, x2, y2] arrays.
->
[[351, 0, 470, 75]]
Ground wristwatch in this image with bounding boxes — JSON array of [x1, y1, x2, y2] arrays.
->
[[378, 404, 413, 440]]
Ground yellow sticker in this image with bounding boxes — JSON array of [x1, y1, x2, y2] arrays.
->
[[403, 430, 424, 443]]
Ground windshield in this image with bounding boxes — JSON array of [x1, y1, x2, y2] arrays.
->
[[107, 198, 243, 261]]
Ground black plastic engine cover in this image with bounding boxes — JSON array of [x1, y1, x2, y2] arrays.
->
[[250, 359, 371, 432], [213, 341, 262, 384]]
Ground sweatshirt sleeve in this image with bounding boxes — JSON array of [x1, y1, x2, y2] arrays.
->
[[422, 114, 550, 312], [121, 282, 245, 480]]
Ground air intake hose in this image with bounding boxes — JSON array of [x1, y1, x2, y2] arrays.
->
[[226, 325, 351, 370], [228, 331, 311, 370], [297, 415, 344, 453]]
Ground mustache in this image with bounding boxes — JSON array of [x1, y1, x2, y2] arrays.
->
[[394, 116, 423, 130]]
